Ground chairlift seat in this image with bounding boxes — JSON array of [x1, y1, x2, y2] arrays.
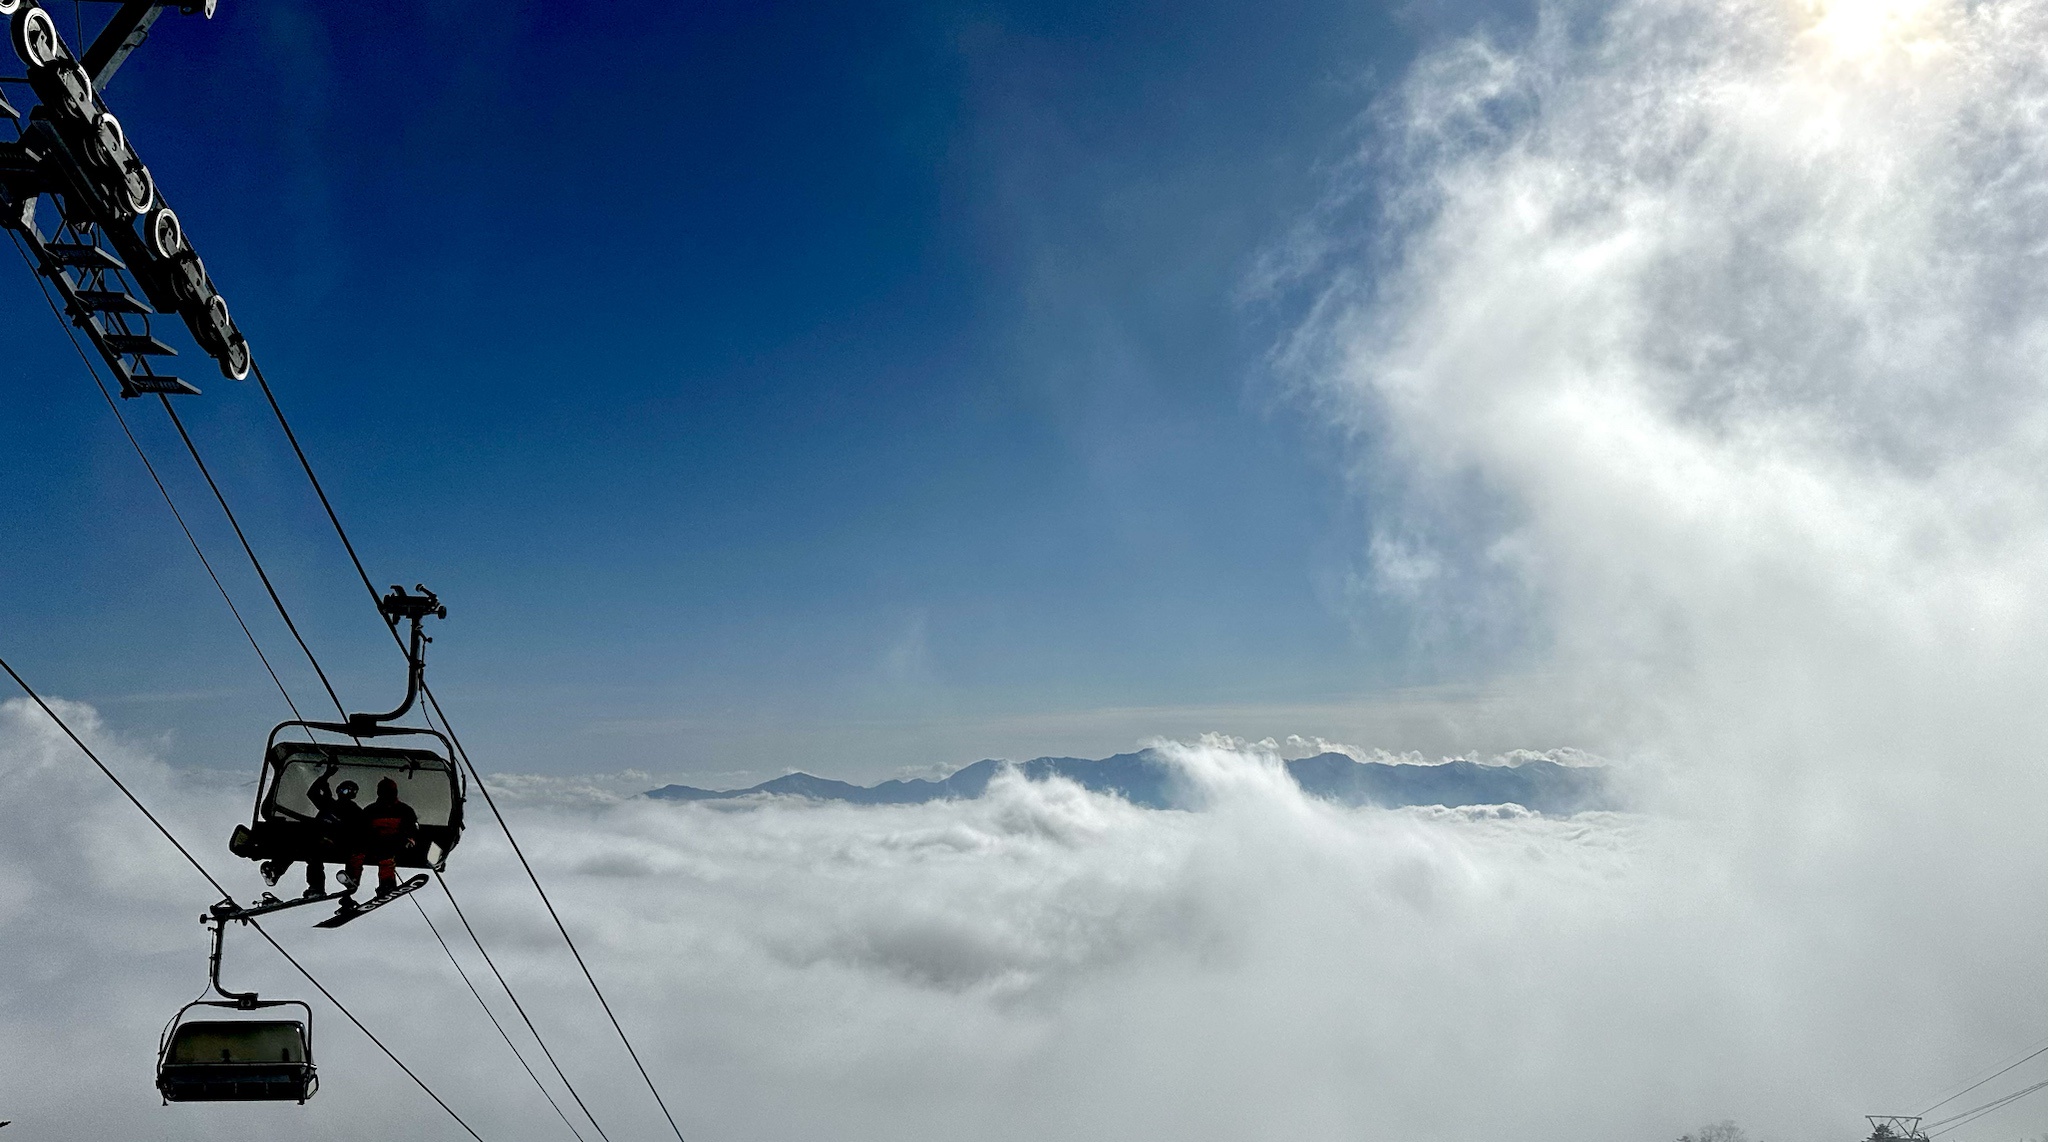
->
[[157, 1016, 316, 1103]]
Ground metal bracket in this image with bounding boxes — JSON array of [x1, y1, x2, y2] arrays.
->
[[344, 585, 446, 734], [82, 2, 165, 90], [199, 907, 259, 1006]]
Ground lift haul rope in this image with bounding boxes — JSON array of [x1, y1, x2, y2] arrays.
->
[[166, 380, 689, 1141], [162, 405, 591, 1132], [412, 892, 592, 1142], [1925, 1077, 2048, 1136], [437, 868, 619, 1142], [424, 683, 692, 1142], [1918, 1038, 2048, 1119], [12, 205, 591, 1133], [115, 449, 587, 1129], [8, 55, 597, 1142], [158, 395, 351, 722], [9, 219, 517, 1129], [173, 341, 684, 1142], [3, 230, 309, 729]]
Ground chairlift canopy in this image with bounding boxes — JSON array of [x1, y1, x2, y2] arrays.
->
[[228, 728, 465, 871], [157, 1008, 316, 1103]]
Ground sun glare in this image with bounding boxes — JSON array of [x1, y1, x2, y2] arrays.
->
[[1795, 0, 1951, 62]]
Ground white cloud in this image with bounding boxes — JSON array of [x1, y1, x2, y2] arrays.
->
[[1286, 0, 2048, 773]]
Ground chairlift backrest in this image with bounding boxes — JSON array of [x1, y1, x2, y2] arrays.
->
[[166, 1019, 308, 1064]]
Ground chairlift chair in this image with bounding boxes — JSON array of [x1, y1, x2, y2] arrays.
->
[[226, 586, 464, 874], [156, 906, 317, 1103], [157, 1009, 316, 1103], [229, 726, 465, 872]]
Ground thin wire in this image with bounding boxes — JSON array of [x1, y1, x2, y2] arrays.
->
[[12, 56, 562, 1142], [419, 701, 614, 1142], [10, 220, 481, 1135], [1920, 1038, 2048, 1116], [5, 232, 312, 730], [251, 361, 384, 605], [0, 652, 485, 1141], [156, 396, 351, 720], [242, 921, 488, 1142], [1927, 1077, 2048, 1136], [429, 683, 690, 1142], [251, 359, 689, 1142], [412, 893, 589, 1142], [2, 655, 225, 889], [1929, 1080, 2048, 1129], [437, 873, 616, 1142]]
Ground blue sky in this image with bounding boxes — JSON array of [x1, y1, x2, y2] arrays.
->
[[0, 0, 1516, 783]]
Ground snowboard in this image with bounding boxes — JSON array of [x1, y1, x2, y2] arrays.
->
[[314, 873, 431, 928]]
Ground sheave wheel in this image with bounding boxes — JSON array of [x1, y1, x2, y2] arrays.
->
[[12, 6, 59, 68]]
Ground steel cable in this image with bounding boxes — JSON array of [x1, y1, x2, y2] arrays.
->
[[124, 363, 611, 1135], [1926, 1077, 2048, 1136], [427, 683, 690, 1142], [437, 871, 617, 1142], [413, 893, 591, 1142], [11, 233, 528, 1140], [1918, 1038, 2048, 1118], [63, 328, 595, 1133], [20, 247, 638, 1139], [2, 46, 631, 1142], [156, 396, 351, 722], [5, 231, 311, 729]]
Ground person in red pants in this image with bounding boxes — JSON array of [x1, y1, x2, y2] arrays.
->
[[344, 777, 419, 897]]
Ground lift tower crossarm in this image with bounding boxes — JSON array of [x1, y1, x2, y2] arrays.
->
[[77, 0, 215, 91], [81, 2, 166, 91]]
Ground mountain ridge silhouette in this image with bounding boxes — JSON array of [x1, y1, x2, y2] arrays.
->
[[646, 750, 1611, 814]]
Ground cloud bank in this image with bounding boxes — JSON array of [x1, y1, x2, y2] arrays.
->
[[0, 702, 1839, 1141]]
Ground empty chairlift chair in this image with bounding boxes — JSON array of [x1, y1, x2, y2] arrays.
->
[[157, 1010, 317, 1103], [156, 905, 317, 1104]]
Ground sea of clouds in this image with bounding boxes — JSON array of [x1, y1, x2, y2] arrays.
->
[[0, 706, 1849, 1141], [14, 0, 2048, 1137]]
